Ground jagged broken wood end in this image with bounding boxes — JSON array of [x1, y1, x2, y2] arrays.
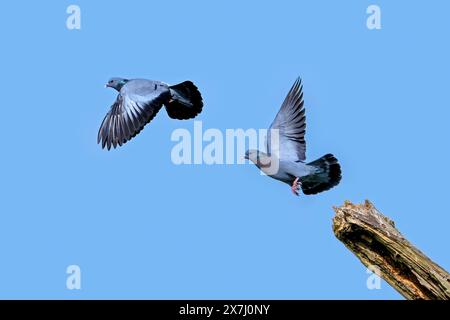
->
[[332, 200, 450, 300]]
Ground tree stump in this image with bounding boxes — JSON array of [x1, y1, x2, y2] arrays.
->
[[332, 200, 450, 300]]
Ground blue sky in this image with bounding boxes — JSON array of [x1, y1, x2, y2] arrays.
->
[[0, 1, 449, 299]]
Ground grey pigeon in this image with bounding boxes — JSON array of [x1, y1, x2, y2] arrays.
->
[[98, 78, 203, 150], [245, 78, 341, 195]]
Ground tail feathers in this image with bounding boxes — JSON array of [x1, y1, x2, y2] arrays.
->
[[300, 154, 341, 195], [165, 81, 203, 120]]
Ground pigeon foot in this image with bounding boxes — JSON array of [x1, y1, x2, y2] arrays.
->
[[291, 177, 301, 196]]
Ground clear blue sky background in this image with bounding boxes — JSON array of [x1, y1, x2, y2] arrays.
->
[[0, 1, 449, 299]]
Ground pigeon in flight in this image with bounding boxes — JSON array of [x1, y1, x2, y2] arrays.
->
[[98, 78, 203, 150], [245, 78, 341, 196]]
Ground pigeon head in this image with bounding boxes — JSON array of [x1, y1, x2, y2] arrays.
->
[[245, 149, 270, 167], [244, 149, 257, 162], [105, 77, 129, 91]]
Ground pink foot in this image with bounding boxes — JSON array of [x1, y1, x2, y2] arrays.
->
[[291, 177, 301, 196]]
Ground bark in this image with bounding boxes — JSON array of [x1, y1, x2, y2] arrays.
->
[[332, 200, 450, 300]]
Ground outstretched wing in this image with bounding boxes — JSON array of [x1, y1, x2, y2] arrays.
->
[[98, 81, 171, 150], [267, 78, 306, 161]]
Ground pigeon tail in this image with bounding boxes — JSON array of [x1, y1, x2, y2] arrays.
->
[[164, 81, 203, 120], [300, 154, 341, 195]]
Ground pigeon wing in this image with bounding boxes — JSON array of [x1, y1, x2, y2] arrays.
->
[[267, 78, 306, 161], [98, 81, 171, 150]]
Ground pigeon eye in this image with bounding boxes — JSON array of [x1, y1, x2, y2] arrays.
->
[[109, 80, 113, 83]]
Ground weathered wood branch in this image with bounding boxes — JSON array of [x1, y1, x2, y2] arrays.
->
[[332, 200, 450, 300]]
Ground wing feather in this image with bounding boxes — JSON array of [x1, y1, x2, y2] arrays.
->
[[267, 78, 307, 161], [98, 81, 170, 150]]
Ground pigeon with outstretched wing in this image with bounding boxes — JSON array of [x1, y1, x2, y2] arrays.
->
[[98, 78, 203, 150], [245, 77, 341, 195]]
